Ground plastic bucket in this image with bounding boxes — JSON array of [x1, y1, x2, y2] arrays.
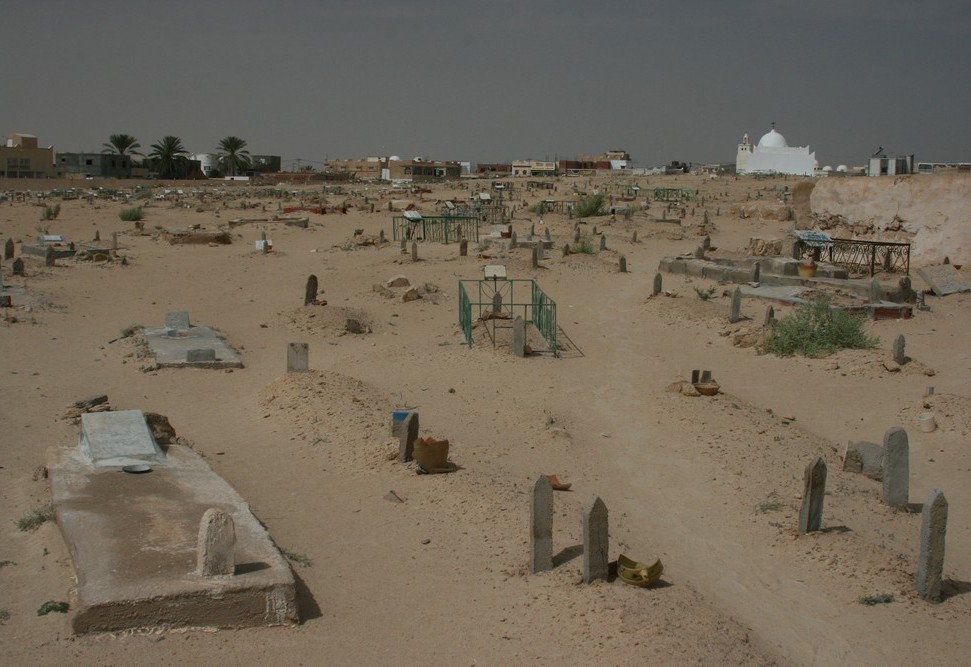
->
[[918, 412, 937, 433]]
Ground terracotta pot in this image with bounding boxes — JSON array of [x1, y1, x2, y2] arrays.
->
[[414, 437, 450, 471]]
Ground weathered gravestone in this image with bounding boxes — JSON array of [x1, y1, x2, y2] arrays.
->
[[531, 246, 538, 269], [892, 334, 907, 365], [393, 411, 419, 463], [763, 305, 775, 327], [869, 278, 882, 303], [652, 273, 663, 296], [618, 256, 627, 273], [4, 238, 13, 260], [599, 235, 607, 251], [631, 230, 638, 243], [582, 496, 609, 584], [304, 275, 318, 306], [842, 441, 883, 480], [112, 232, 118, 251], [729, 287, 742, 323], [916, 489, 948, 602], [530, 475, 554, 573], [165, 311, 191, 330], [798, 458, 827, 533], [459, 239, 468, 256], [544, 228, 551, 242], [196, 508, 236, 577], [882, 426, 909, 508], [45, 245, 56, 267], [509, 231, 517, 249], [411, 242, 418, 262], [916, 265, 971, 296], [378, 229, 385, 244], [287, 342, 309, 373], [751, 261, 760, 283], [513, 316, 526, 358], [12, 257, 24, 276]]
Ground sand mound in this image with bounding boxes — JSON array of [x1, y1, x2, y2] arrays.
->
[[278, 304, 376, 335]]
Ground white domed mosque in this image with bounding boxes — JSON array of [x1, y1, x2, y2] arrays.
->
[[736, 123, 817, 176]]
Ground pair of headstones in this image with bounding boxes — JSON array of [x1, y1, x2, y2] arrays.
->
[[529, 475, 609, 584]]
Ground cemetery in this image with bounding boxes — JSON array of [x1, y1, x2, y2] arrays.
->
[[3, 172, 971, 664]]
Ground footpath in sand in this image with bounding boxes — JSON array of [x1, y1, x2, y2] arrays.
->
[[2, 174, 970, 665]]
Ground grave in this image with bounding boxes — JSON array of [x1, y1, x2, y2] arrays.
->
[[287, 342, 309, 372], [48, 424, 298, 633], [79, 410, 166, 468], [917, 264, 971, 296], [142, 313, 243, 369]]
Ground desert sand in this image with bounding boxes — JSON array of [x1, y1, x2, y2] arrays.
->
[[2, 173, 970, 665]]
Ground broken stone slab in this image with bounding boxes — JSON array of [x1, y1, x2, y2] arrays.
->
[[917, 264, 971, 296], [186, 348, 217, 363], [842, 441, 884, 480], [79, 410, 165, 468]]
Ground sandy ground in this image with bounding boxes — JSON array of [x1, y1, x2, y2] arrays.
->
[[1, 173, 970, 665]]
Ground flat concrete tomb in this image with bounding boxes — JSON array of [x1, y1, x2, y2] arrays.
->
[[142, 314, 243, 368], [48, 417, 297, 633]]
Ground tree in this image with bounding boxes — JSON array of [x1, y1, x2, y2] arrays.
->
[[102, 133, 141, 156], [216, 136, 251, 178], [149, 135, 189, 179]]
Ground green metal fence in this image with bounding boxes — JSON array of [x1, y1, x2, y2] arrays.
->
[[392, 215, 480, 243], [458, 278, 558, 356]]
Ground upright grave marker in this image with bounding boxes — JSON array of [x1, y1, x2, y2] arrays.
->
[[196, 508, 236, 577], [882, 426, 909, 508], [530, 475, 554, 573], [582, 496, 609, 583], [729, 287, 742, 323], [916, 489, 948, 601], [798, 458, 827, 533], [287, 342, 309, 373], [304, 275, 318, 306]]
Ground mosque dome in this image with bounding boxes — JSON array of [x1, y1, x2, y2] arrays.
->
[[837, 165, 848, 172], [758, 128, 788, 148]]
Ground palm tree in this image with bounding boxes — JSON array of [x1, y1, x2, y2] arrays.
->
[[216, 136, 251, 177], [102, 133, 141, 156], [149, 135, 189, 179]]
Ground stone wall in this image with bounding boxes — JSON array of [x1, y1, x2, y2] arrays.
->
[[810, 174, 971, 265]]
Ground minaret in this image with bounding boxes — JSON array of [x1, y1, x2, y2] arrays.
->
[[736, 132, 753, 174]]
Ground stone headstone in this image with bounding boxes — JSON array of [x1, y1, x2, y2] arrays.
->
[[304, 274, 318, 306], [196, 508, 236, 577], [394, 411, 419, 462], [4, 238, 13, 260], [882, 426, 910, 508], [751, 261, 760, 283], [79, 410, 165, 467], [530, 223, 535, 237], [186, 348, 216, 363], [916, 489, 948, 602], [693, 245, 705, 260], [260, 230, 268, 255], [729, 287, 742, 323], [94, 230, 100, 242], [562, 243, 570, 257], [111, 232, 118, 251], [599, 235, 607, 251], [530, 475, 554, 573], [411, 241, 418, 262], [917, 265, 971, 296], [652, 273, 662, 296], [544, 228, 551, 241], [400, 237, 407, 252], [573, 229, 581, 244], [12, 257, 24, 276], [531, 246, 539, 269], [869, 278, 882, 303], [45, 245, 56, 267], [631, 230, 638, 243], [165, 311, 191, 330], [536, 241, 544, 261], [492, 292, 503, 313], [510, 231, 517, 249], [798, 458, 827, 534], [287, 342, 309, 373], [513, 316, 526, 357], [763, 305, 775, 327], [459, 239, 468, 256], [702, 235, 711, 250], [842, 441, 883, 480], [892, 334, 906, 364], [582, 496, 609, 584], [378, 229, 385, 244], [618, 256, 627, 273]]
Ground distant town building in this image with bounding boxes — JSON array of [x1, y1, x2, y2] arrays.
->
[[476, 163, 512, 178], [736, 125, 817, 176], [191, 153, 217, 178], [324, 158, 382, 180], [868, 153, 914, 177], [249, 155, 281, 174], [57, 152, 133, 178], [386, 157, 461, 182], [1, 133, 55, 178], [512, 160, 556, 177]]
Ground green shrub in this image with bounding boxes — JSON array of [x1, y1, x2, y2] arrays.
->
[[763, 296, 879, 357], [529, 201, 547, 214], [119, 207, 144, 222], [16, 504, 55, 532], [41, 204, 61, 221], [569, 238, 594, 254], [694, 286, 717, 301], [575, 193, 605, 218]]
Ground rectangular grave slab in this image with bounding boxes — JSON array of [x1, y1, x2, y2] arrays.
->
[[79, 410, 165, 467], [48, 444, 297, 633], [917, 265, 971, 296], [143, 323, 243, 369]]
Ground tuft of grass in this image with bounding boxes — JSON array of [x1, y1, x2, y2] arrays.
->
[[0, 560, 16, 569], [17, 504, 55, 532], [694, 286, 717, 301], [280, 548, 313, 568], [858, 593, 894, 606], [762, 296, 879, 358], [41, 204, 61, 221], [756, 492, 786, 514], [569, 238, 594, 255], [37, 600, 69, 616], [119, 206, 144, 222], [575, 193, 605, 218], [0, 610, 10, 624]]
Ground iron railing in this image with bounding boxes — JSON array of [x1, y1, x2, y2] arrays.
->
[[391, 215, 480, 243]]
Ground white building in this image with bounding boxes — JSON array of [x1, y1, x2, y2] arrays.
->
[[736, 125, 817, 176]]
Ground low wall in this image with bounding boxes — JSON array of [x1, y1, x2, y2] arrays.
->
[[810, 174, 971, 265]]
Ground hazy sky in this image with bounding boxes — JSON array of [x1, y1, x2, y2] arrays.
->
[[6, 0, 969, 169]]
